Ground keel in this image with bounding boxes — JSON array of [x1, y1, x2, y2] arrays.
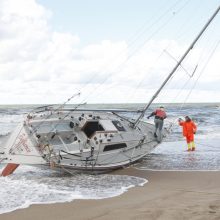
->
[[1, 163, 20, 177]]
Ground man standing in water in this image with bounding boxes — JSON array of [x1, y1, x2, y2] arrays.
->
[[147, 106, 167, 142], [178, 116, 197, 151]]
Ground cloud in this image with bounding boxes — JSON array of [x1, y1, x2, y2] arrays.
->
[[0, 0, 219, 104]]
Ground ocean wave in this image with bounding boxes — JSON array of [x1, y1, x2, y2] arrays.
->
[[0, 165, 147, 214]]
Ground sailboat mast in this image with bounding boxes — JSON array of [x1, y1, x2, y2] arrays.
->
[[133, 5, 220, 128]]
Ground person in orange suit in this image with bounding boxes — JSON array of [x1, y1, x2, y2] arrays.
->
[[178, 116, 197, 151]]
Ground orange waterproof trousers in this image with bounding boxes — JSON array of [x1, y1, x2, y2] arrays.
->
[[186, 134, 194, 144]]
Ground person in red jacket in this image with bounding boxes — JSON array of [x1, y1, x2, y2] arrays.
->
[[147, 106, 167, 142], [178, 116, 197, 151]]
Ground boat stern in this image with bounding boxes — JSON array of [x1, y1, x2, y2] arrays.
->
[[0, 122, 46, 165]]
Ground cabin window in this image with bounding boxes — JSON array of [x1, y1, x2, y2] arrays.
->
[[82, 121, 104, 138], [112, 120, 126, 131], [103, 143, 127, 152]]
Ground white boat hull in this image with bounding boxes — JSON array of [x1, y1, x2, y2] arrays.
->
[[0, 110, 166, 174]]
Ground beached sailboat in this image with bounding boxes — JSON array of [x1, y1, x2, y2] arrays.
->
[[0, 106, 166, 175], [0, 5, 219, 176]]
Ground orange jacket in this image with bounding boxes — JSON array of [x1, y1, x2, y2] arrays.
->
[[179, 120, 197, 137]]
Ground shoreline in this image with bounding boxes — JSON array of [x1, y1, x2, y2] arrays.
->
[[1, 168, 220, 220]]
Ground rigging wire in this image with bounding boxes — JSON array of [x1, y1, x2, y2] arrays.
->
[[164, 37, 220, 133], [180, 38, 220, 108], [125, 0, 200, 105], [122, 0, 191, 62], [31, 92, 81, 133], [163, 50, 198, 77], [133, 4, 220, 132], [75, 0, 187, 95], [123, 0, 184, 51], [77, 0, 191, 105], [129, 15, 219, 124], [154, 17, 219, 108], [46, 1, 192, 113]]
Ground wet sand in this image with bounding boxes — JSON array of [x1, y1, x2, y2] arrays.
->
[[1, 168, 220, 220]]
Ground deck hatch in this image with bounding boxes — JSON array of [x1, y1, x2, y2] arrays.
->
[[82, 121, 104, 138]]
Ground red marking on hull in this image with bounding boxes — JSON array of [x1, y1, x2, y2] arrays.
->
[[1, 163, 20, 176]]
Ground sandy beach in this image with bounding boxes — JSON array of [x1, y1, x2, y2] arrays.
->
[[1, 168, 220, 220]]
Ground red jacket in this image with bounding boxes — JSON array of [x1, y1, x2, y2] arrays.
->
[[149, 109, 167, 120], [179, 120, 197, 137]]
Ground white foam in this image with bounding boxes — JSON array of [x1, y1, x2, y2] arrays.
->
[[0, 165, 147, 214]]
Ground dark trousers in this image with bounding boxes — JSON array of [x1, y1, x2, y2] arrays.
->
[[154, 118, 164, 142]]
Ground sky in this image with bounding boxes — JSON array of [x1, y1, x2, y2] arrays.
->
[[0, 0, 220, 104]]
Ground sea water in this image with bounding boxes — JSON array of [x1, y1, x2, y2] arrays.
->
[[0, 103, 219, 214], [135, 103, 220, 171]]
